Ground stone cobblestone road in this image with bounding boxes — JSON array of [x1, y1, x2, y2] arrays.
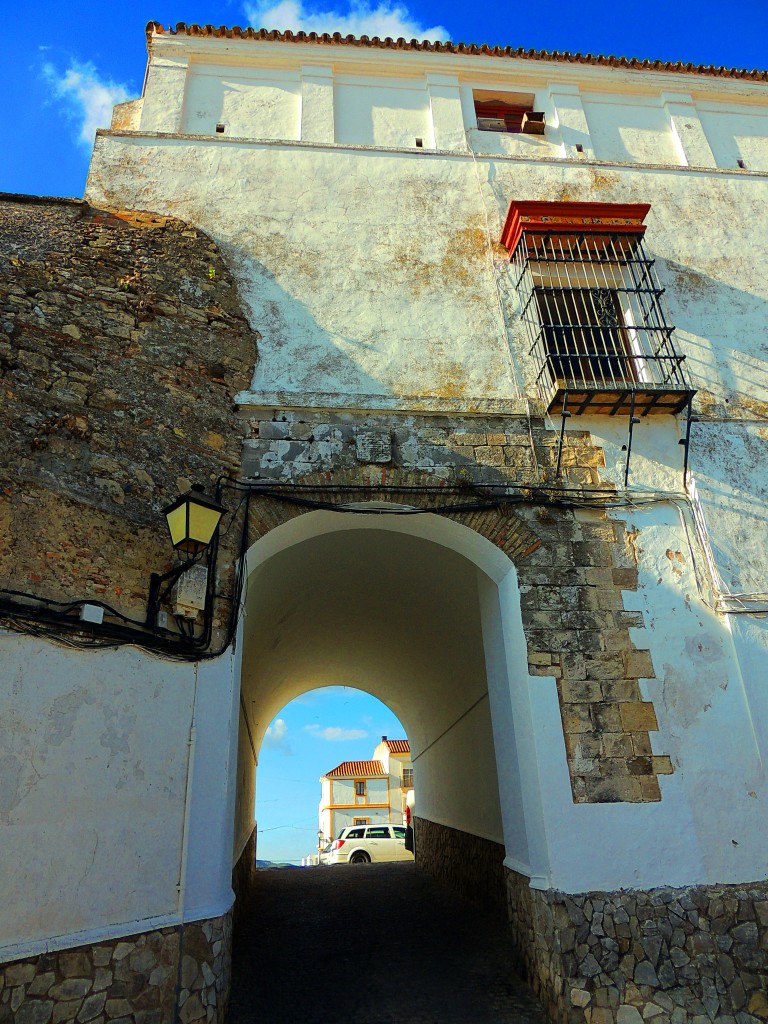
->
[[229, 862, 549, 1024]]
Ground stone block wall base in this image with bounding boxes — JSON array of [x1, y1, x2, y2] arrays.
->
[[505, 867, 768, 1024], [232, 827, 258, 937], [0, 912, 232, 1024], [413, 816, 508, 917]]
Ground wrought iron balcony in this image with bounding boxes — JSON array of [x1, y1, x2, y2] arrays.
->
[[504, 202, 695, 416]]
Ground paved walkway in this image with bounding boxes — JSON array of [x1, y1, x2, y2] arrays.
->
[[229, 862, 549, 1024]]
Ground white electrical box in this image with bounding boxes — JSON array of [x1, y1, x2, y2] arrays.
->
[[80, 603, 104, 624], [173, 565, 209, 619]]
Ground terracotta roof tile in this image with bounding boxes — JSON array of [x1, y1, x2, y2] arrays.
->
[[146, 21, 768, 82], [325, 760, 386, 778], [383, 739, 410, 753]]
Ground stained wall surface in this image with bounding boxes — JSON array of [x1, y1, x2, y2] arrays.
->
[[4, 26, 768, 989]]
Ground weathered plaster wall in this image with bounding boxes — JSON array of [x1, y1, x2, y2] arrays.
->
[[0, 635, 241, 961], [85, 135, 768, 424], [183, 64, 301, 140], [0, 636, 193, 950]]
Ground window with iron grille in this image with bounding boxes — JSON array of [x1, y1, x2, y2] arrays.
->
[[502, 201, 695, 416]]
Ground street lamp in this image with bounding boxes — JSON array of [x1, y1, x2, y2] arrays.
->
[[162, 484, 227, 555], [146, 484, 226, 628]]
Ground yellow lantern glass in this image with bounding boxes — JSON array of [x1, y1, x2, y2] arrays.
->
[[162, 486, 226, 556]]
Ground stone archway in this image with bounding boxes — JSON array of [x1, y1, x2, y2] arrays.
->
[[237, 467, 668, 810], [234, 492, 541, 912]]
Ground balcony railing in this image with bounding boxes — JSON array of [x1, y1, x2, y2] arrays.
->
[[512, 231, 695, 416]]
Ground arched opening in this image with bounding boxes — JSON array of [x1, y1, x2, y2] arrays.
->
[[254, 686, 411, 867], [233, 509, 548, 916]]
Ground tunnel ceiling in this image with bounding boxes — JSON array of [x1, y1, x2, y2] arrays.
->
[[239, 526, 492, 753]]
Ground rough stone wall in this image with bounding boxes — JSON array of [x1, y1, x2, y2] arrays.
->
[[231, 828, 257, 937], [0, 194, 257, 627], [414, 816, 507, 917], [239, 414, 670, 803], [504, 867, 768, 1024], [0, 914, 232, 1024]]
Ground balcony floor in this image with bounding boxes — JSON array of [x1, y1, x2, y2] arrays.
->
[[545, 384, 695, 417]]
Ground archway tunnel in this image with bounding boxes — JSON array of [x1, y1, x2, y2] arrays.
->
[[232, 510, 535, 914]]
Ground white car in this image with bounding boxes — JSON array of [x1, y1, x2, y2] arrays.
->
[[327, 824, 414, 864]]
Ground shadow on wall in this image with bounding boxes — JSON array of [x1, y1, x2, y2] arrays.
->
[[220, 242, 394, 398], [657, 258, 768, 592], [660, 258, 768, 412]]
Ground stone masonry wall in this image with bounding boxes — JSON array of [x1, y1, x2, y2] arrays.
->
[[231, 828, 257, 938], [412, 818, 768, 1022], [239, 407, 671, 803], [414, 815, 507, 918], [505, 867, 768, 1024], [0, 914, 232, 1024], [0, 194, 257, 630]]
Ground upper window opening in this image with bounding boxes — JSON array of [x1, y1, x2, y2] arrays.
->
[[501, 201, 695, 417], [473, 90, 545, 135]]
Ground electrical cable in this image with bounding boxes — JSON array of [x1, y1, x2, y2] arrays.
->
[[2, 472, 766, 660]]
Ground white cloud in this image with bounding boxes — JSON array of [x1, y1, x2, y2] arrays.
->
[[264, 717, 293, 752], [305, 724, 368, 741], [243, 0, 448, 41], [42, 61, 132, 147]]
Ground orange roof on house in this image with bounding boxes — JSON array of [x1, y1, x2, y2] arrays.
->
[[325, 760, 386, 778], [383, 739, 410, 754], [146, 22, 768, 83]]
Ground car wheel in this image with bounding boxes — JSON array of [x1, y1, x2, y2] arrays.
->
[[349, 851, 371, 864]]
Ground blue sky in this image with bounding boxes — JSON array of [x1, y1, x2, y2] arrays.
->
[[256, 687, 406, 862], [3, 0, 766, 862], [2, 0, 767, 199]]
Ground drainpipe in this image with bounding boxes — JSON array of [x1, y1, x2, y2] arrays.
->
[[174, 664, 199, 1021]]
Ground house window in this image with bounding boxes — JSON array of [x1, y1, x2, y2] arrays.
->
[[402, 768, 414, 788], [501, 201, 694, 416], [353, 817, 370, 826], [354, 780, 366, 801], [473, 91, 545, 135]]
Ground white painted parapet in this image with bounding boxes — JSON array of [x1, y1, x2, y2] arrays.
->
[[301, 65, 335, 143], [661, 91, 718, 167], [139, 52, 189, 133], [426, 73, 468, 152], [548, 83, 595, 160]]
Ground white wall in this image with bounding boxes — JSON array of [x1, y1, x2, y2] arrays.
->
[[127, 35, 768, 173], [182, 64, 301, 140], [699, 103, 768, 171], [0, 635, 240, 962], [334, 75, 432, 148], [582, 93, 681, 164], [87, 135, 768, 418]]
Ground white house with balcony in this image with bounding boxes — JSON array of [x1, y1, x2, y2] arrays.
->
[[319, 738, 412, 842]]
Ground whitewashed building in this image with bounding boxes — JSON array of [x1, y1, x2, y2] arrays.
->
[[1, 19, 768, 1024], [318, 738, 412, 841]]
